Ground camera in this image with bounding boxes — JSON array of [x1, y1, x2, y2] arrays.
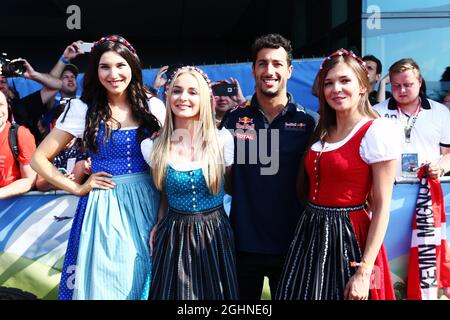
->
[[212, 83, 238, 97], [0, 53, 26, 77], [164, 64, 185, 80], [79, 42, 94, 53]]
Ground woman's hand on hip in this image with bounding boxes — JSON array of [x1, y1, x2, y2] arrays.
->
[[75, 171, 115, 196]]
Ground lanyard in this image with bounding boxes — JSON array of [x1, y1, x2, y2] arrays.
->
[[397, 99, 421, 143]]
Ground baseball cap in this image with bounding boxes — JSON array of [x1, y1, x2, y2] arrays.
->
[[63, 64, 79, 77]]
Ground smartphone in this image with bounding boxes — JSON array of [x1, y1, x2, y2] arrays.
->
[[164, 64, 184, 79], [79, 42, 94, 53], [58, 167, 68, 175], [212, 83, 237, 97]]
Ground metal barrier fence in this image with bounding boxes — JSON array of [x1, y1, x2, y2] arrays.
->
[[1, 177, 449, 299]]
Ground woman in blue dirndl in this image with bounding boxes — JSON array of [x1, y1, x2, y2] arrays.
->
[[31, 35, 164, 300]]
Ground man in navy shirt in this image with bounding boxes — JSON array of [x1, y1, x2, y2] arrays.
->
[[221, 34, 318, 299]]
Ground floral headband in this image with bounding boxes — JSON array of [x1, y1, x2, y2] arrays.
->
[[91, 35, 137, 56], [164, 65, 212, 96], [320, 48, 369, 77]]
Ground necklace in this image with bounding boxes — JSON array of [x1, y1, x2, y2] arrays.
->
[[397, 98, 421, 143]]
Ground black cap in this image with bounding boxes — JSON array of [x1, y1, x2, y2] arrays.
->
[[62, 64, 79, 77]]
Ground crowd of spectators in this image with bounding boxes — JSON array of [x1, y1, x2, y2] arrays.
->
[[1, 40, 449, 201]]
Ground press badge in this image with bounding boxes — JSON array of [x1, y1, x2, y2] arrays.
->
[[401, 153, 419, 177]]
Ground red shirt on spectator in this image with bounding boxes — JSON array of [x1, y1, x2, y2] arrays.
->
[[0, 121, 36, 187]]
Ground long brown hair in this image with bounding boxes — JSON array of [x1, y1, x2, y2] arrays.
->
[[297, 51, 378, 204], [81, 35, 160, 153]]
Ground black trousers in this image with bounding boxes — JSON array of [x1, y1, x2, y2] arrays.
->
[[235, 251, 286, 300]]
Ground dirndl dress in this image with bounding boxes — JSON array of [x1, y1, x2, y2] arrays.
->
[[149, 166, 239, 300], [58, 124, 159, 300], [276, 119, 396, 300]]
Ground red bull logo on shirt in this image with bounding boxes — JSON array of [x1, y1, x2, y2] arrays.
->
[[285, 122, 306, 130], [236, 117, 255, 130]]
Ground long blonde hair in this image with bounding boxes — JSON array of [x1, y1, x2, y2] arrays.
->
[[151, 67, 225, 194]]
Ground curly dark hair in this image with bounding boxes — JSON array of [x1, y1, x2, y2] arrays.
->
[[81, 35, 160, 153], [251, 33, 293, 66]]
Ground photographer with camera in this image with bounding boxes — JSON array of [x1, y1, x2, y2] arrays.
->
[[0, 54, 62, 144], [212, 77, 246, 124], [0, 90, 37, 199]]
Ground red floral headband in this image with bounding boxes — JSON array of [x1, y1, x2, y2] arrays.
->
[[91, 35, 137, 56], [320, 48, 369, 76], [164, 66, 212, 96]]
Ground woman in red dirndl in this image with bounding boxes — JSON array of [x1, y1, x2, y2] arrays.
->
[[276, 49, 399, 300]]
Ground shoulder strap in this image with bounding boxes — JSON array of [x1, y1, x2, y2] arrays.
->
[[9, 122, 20, 162], [60, 98, 74, 123]]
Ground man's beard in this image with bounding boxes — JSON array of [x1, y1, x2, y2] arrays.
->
[[260, 87, 281, 98], [258, 78, 286, 98]]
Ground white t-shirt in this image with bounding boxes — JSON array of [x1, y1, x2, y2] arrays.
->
[[310, 117, 401, 164], [373, 98, 450, 176], [140, 127, 234, 170], [55, 97, 166, 137]]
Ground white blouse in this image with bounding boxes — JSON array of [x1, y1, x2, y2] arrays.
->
[[148, 97, 166, 126], [140, 127, 234, 170], [310, 117, 401, 164], [55, 97, 166, 137]]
